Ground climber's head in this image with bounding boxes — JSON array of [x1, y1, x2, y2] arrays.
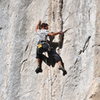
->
[[41, 23, 49, 30]]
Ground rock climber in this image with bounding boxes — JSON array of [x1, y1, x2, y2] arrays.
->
[[35, 20, 67, 76]]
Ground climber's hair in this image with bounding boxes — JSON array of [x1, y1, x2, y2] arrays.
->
[[41, 23, 48, 28]]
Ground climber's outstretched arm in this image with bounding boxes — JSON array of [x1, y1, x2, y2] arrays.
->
[[48, 32, 63, 36], [48, 28, 71, 36], [35, 20, 41, 32]]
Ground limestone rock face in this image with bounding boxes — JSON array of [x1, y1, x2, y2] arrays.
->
[[0, 0, 100, 100]]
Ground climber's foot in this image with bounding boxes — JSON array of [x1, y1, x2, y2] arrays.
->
[[35, 67, 43, 73], [63, 70, 67, 76], [59, 67, 67, 76]]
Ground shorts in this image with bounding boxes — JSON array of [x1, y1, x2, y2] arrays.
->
[[36, 48, 62, 63]]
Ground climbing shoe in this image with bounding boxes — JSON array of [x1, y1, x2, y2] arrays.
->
[[59, 67, 67, 76], [63, 70, 67, 76], [35, 67, 43, 73]]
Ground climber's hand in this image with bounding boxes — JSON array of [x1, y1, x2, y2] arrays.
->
[[39, 20, 41, 24]]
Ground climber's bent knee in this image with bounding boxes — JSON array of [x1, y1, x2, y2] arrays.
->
[[48, 50, 62, 63]]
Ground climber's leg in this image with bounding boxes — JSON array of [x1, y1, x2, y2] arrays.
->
[[35, 48, 43, 73], [40, 54, 51, 66], [58, 61, 67, 76], [35, 58, 43, 73], [49, 49, 67, 75]]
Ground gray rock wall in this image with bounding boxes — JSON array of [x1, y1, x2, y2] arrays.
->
[[0, 0, 100, 100]]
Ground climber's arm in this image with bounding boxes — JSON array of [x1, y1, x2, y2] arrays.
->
[[35, 20, 41, 32], [48, 32, 63, 36], [48, 28, 71, 36]]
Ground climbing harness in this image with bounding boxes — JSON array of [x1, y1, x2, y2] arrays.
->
[[37, 40, 51, 54]]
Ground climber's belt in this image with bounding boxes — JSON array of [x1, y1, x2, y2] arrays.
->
[[37, 40, 51, 52], [37, 40, 46, 48]]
